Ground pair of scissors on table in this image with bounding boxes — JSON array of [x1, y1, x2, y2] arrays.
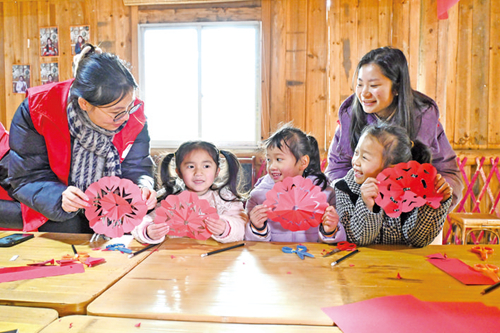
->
[[473, 263, 500, 283], [323, 241, 357, 257], [471, 245, 494, 261], [282, 245, 315, 260]]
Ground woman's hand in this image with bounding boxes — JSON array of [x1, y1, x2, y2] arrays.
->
[[360, 177, 379, 211], [434, 173, 453, 203], [322, 206, 339, 234], [205, 217, 227, 236], [146, 222, 170, 241], [249, 204, 269, 229], [62, 186, 90, 212], [141, 187, 157, 210]]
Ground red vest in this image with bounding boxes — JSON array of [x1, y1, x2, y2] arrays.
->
[[22, 79, 146, 231]]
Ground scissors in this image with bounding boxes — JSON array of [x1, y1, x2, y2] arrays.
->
[[473, 263, 500, 283], [471, 246, 494, 261], [282, 245, 315, 260], [323, 241, 357, 257]]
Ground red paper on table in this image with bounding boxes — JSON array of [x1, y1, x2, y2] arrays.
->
[[321, 295, 500, 333], [426, 254, 495, 285], [0, 263, 85, 283], [263, 176, 328, 231], [375, 161, 443, 218], [85, 176, 148, 238], [154, 191, 217, 240]]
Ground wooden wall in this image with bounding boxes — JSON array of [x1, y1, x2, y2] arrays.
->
[[0, 0, 498, 156]]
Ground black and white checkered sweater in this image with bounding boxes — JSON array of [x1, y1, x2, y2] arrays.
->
[[335, 169, 452, 247]]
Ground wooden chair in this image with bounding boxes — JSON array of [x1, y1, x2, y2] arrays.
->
[[448, 213, 500, 245]]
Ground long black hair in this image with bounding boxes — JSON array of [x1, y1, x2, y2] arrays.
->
[[349, 47, 434, 152], [263, 123, 328, 190], [69, 43, 137, 109], [159, 141, 247, 202], [361, 123, 431, 168]]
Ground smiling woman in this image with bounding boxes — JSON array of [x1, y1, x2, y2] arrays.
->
[[325, 47, 463, 215], [7, 44, 157, 233]]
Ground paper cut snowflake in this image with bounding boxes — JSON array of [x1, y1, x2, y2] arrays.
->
[[375, 161, 443, 218], [263, 176, 328, 231], [85, 176, 148, 238], [154, 191, 218, 240]]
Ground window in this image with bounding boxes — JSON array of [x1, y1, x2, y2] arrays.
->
[[139, 22, 261, 148]]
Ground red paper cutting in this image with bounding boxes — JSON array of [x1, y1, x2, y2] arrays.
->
[[375, 161, 443, 218], [154, 191, 217, 240], [0, 263, 85, 283], [85, 176, 148, 238], [263, 176, 328, 231], [321, 295, 500, 333]]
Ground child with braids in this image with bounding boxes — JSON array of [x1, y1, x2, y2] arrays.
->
[[335, 123, 452, 247], [245, 124, 344, 243], [133, 141, 248, 244]]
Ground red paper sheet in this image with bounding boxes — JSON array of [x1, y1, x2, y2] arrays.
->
[[427, 256, 495, 285], [321, 295, 500, 333], [437, 0, 460, 19], [0, 263, 85, 283], [263, 176, 328, 231]]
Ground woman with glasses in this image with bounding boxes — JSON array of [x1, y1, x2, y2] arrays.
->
[[8, 44, 156, 233]]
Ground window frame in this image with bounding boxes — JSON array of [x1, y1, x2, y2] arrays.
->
[[138, 21, 262, 149]]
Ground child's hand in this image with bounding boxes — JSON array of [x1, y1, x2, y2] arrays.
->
[[249, 204, 269, 229], [205, 217, 227, 236], [360, 177, 379, 211], [434, 173, 453, 202], [141, 187, 157, 210], [322, 206, 339, 234], [146, 222, 170, 241]]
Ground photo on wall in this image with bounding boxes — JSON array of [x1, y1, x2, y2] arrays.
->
[[41, 63, 59, 85], [12, 65, 30, 94], [40, 27, 59, 57], [70, 25, 90, 55]]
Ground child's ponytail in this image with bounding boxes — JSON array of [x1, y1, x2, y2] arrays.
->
[[410, 140, 432, 164], [304, 135, 328, 191], [158, 153, 178, 199], [217, 150, 246, 201]]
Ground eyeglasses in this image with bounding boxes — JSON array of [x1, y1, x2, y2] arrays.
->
[[96, 101, 143, 122]]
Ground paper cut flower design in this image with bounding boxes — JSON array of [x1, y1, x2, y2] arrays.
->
[[154, 191, 218, 240], [375, 161, 443, 218], [85, 176, 148, 238], [263, 176, 329, 231]]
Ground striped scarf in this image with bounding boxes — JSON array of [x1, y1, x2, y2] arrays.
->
[[67, 101, 123, 191]]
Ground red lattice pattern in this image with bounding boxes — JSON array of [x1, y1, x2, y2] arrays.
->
[[445, 156, 500, 244]]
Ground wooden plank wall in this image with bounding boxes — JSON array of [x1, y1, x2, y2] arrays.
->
[[0, 0, 498, 157]]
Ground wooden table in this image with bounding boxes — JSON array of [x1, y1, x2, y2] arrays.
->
[[0, 305, 58, 332], [39, 315, 340, 332], [0, 232, 158, 316], [87, 239, 500, 326]]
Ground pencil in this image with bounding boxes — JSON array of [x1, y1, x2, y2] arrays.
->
[[331, 249, 359, 267], [481, 280, 500, 295], [201, 243, 245, 257], [128, 243, 158, 259], [71, 244, 78, 258]]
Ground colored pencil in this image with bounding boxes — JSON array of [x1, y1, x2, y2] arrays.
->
[[481, 280, 500, 295], [331, 249, 359, 267], [128, 243, 158, 259], [71, 244, 78, 258], [201, 243, 245, 257]]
